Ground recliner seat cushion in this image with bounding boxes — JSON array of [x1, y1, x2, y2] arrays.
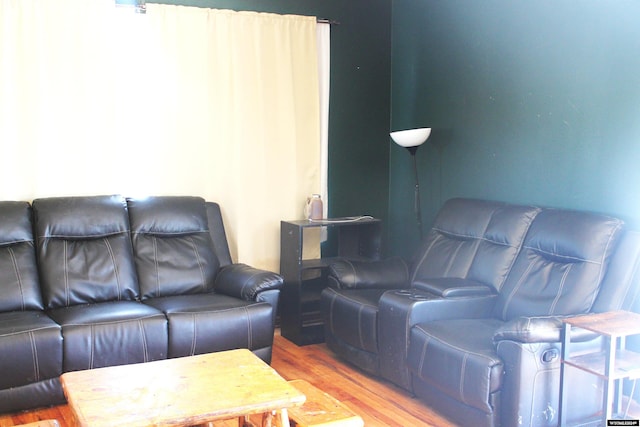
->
[[47, 301, 168, 371], [128, 196, 220, 299], [407, 318, 505, 414], [32, 195, 140, 308], [0, 311, 62, 389], [144, 294, 273, 358]]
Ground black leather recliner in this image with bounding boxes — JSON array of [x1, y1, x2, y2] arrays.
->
[[321, 198, 639, 426]]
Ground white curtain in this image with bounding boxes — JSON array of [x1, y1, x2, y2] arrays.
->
[[0, 0, 323, 272]]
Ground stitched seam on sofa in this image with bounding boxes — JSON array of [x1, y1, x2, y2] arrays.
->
[[190, 313, 197, 356], [417, 334, 430, 374], [467, 212, 495, 277], [620, 255, 640, 310], [8, 246, 26, 310], [595, 222, 624, 307], [500, 261, 535, 319], [0, 238, 33, 246], [62, 313, 166, 327], [357, 305, 365, 349], [521, 245, 600, 264], [245, 306, 252, 349], [137, 319, 150, 362], [63, 240, 70, 307], [459, 352, 469, 405], [443, 240, 467, 277], [411, 238, 438, 283], [152, 236, 160, 297], [103, 237, 122, 301], [0, 325, 59, 338], [187, 236, 206, 293], [549, 266, 572, 314], [29, 330, 41, 381], [42, 230, 129, 239], [431, 228, 518, 249], [90, 324, 96, 369], [131, 230, 209, 237]]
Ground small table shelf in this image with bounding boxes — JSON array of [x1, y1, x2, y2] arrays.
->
[[559, 310, 640, 426], [279, 217, 382, 345]]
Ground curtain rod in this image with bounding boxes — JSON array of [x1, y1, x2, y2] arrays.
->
[[118, 2, 340, 24], [317, 18, 340, 25]]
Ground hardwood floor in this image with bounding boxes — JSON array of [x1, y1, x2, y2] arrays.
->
[[0, 331, 455, 427]]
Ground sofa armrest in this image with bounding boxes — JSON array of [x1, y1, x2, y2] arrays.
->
[[493, 315, 599, 344], [413, 277, 496, 297], [328, 257, 409, 290], [215, 263, 283, 301]]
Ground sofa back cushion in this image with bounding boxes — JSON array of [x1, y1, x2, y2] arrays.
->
[[411, 198, 539, 291], [493, 208, 624, 321], [33, 195, 140, 309], [128, 196, 220, 299], [0, 202, 44, 311]]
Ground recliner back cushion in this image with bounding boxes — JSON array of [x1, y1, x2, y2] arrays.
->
[[412, 199, 539, 291], [0, 202, 43, 311], [128, 196, 220, 299], [493, 208, 623, 321], [466, 204, 540, 291], [33, 195, 139, 309]]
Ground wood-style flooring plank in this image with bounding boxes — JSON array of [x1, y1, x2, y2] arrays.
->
[[0, 331, 455, 426]]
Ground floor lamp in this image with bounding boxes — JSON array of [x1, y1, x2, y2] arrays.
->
[[390, 127, 432, 240]]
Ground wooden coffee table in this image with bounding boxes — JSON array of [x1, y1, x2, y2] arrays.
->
[[60, 349, 305, 427]]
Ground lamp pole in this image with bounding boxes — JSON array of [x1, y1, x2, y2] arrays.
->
[[407, 146, 423, 241]]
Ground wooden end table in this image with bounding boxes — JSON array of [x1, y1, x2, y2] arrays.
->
[[559, 310, 640, 426], [60, 349, 306, 427]]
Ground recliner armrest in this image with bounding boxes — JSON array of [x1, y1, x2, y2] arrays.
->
[[328, 257, 409, 290], [214, 263, 283, 301], [413, 277, 496, 297], [493, 315, 599, 344]]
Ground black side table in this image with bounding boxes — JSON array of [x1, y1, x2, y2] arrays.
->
[[279, 217, 382, 345]]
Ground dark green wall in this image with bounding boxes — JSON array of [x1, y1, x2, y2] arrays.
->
[[390, 0, 640, 259], [155, 0, 392, 238]]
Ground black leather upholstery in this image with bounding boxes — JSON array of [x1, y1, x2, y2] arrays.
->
[[0, 195, 283, 414], [33, 195, 140, 308], [321, 198, 540, 388], [0, 202, 64, 412], [321, 198, 639, 427]]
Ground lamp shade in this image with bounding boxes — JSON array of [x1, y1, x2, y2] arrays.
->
[[390, 127, 432, 148]]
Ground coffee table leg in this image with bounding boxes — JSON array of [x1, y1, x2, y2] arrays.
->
[[259, 409, 291, 427]]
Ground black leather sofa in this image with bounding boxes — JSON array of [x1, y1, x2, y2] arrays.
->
[[0, 195, 283, 414], [321, 198, 640, 427]]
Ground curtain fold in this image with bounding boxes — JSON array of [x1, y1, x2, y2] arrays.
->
[[0, 1, 321, 272]]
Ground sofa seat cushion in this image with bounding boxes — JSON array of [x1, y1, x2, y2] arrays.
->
[[321, 287, 387, 354], [0, 311, 62, 389], [144, 293, 274, 358], [47, 301, 168, 371], [407, 318, 505, 414]]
